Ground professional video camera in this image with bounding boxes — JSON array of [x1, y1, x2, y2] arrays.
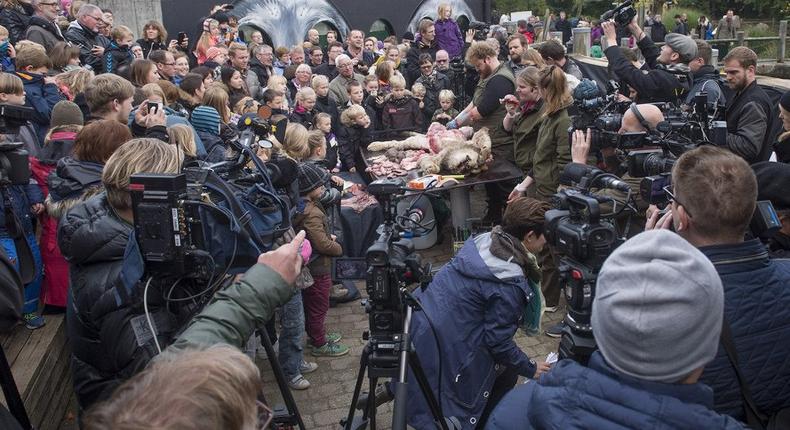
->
[[569, 79, 642, 150], [545, 163, 633, 364], [600, 0, 637, 27], [469, 21, 490, 41]]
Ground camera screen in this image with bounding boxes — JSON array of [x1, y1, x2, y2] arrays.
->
[[332, 258, 367, 281]]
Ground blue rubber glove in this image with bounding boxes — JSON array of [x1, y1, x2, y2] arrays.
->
[[446, 120, 458, 130]]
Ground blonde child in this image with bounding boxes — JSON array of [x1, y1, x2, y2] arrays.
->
[[381, 74, 421, 138], [432, 89, 460, 125]]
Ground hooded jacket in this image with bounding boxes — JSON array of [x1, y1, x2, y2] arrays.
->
[[434, 18, 464, 58], [406, 233, 536, 430], [15, 71, 65, 146], [25, 15, 65, 53], [381, 93, 422, 136], [64, 20, 110, 73], [406, 39, 439, 86], [0, 3, 32, 44], [103, 41, 134, 76], [45, 156, 104, 221], [486, 352, 746, 429], [685, 64, 728, 109]]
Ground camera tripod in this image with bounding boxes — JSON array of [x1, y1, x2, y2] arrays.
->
[[341, 290, 455, 430], [256, 328, 306, 429]]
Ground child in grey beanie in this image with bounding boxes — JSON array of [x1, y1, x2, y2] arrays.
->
[[592, 229, 724, 383]]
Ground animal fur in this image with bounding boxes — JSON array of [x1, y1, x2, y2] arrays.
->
[[418, 128, 492, 175]]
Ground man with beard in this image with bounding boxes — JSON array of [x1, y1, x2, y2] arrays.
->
[[250, 44, 275, 88], [721, 46, 774, 164], [313, 42, 342, 81], [447, 41, 515, 224], [434, 49, 450, 74], [306, 28, 323, 57], [345, 29, 375, 75], [506, 33, 528, 73]]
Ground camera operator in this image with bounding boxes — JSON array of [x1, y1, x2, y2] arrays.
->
[[447, 41, 515, 224], [58, 138, 184, 411], [646, 146, 790, 422], [486, 230, 745, 429], [720, 47, 774, 164], [388, 198, 550, 429], [752, 162, 790, 258], [83, 234, 307, 429], [686, 40, 727, 110], [601, 18, 694, 104]]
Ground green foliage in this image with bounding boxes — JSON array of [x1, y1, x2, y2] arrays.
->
[[661, 6, 704, 30], [741, 22, 779, 59]]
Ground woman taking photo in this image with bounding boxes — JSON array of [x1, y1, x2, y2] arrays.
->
[[196, 18, 220, 65], [137, 20, 167, 59]]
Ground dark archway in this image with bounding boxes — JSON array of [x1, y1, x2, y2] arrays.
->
[[315, 21, 343, 46], [239, 24, 273, 47], [369, 19, 394, 41]]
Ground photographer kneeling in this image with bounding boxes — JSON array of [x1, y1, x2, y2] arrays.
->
[[385, 198, 551, 429]]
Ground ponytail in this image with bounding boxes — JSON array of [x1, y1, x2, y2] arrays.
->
[[539, 65, 572, 118]]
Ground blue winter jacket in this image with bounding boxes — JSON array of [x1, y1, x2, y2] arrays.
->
[[700, 239, 790, 420], [406, 233, 536, 430], [0, 183, 44, 236], [486, 352, 746, 430], [15, 71, 65, 145]]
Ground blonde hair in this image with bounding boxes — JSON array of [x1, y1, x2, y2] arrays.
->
[[202, 85, 231, 124], [168, 124, 198, 158], [314, 112, 331, 129], [102, 138, 182, 211], [296, 87, 316, 102], [197, 19, 219, 58], [83, 345, 259, 430], [0, 25, 7, 38], [537, 65, 571, 118], [438, 89, 455, 102], [0, 73, 23, 95], [56, 68, 95, 96], [233, 96, 258, 115], [283, 122, 310, 160], [141, 83, 167, 105], [15, 44, 50, 69], [267, 75, 287, 89], [521, 48, 546, 68], [311, 74, 329, 90], [340, 104, 366, 127], [411, 82, 426, 97], [389, 73, 406, 90], [307, 129, 326, 156], [437, 3, 452, 18], [111, 25, 133, 42]]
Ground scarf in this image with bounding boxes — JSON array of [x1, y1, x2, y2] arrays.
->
[[488, 226, 543, 335]]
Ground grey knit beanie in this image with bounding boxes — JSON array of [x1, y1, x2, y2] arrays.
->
[[592, 229, 724, 383]]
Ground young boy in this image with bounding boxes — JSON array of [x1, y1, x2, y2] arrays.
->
[[382, 74, 421, 138], [104, 25, 135, 76], [432, 89, 460, 125], [0, 72, 46, 329], [0, 25, 16, 72], [314, 112, 340, 172], [345, 80, 377, 129], [293, 162, 350, 357], [338, 105, 371, 173], [14, 46, 65, 146], [363, 75, 383, 130], [262, 88, 286, 116]]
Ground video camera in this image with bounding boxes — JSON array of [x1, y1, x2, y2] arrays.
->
[[545, 163, 631, 363], [569, 80, 640, 150], [600, 0, 637, 27], [469, 21, 490, 41]]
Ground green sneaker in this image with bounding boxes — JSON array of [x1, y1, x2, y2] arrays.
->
[[326, 332, 343, 344], [312, 342, 350, 357]]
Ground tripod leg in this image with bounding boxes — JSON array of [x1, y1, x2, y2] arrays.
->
[[367, 372, 378, 430], [258, 329, 306, 430], [409, 352, 449, 430], [342, 345, 370, 430], [0, 347, 31, 430]]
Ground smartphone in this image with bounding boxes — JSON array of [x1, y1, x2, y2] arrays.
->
[[177, 32, 187, 44], [147, 101, 160, 114]]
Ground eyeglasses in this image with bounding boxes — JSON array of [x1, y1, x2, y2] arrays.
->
[[663, 185, 693, 218], [89, 14, 103, 20], [256, 401, 272, 429], [160, 62, 175, 66]]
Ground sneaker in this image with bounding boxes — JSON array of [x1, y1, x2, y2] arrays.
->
[[544, 305, 560, 313], [23, 313, 45, 330], [288, 374, 311, 390], [330, 284, 349, 299], [312, 342, 350, 357], [544, 321, 565, 338], [300, 360, 319, 374], [326, 332, 343, 344]]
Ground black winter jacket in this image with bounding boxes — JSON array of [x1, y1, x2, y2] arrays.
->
[[724, 80, 775, 164], [25, 15, 64, 53], [382, 95, 422, 137], [135, 38, 166, 59], [0, 4, 32, 44], [337, 123, 370, 171], [249, 57, 273, 88], [605, 35, 691, 104], [405, 40, 438, 86], [415, 72, 451, 129], [315, 94, 341, 133], [64, 21, 110, 73], [289, 107, 316, 129], [103, 42, 134, 75]]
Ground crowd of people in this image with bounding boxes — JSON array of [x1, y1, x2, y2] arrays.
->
[[0, 0, 789, 429]]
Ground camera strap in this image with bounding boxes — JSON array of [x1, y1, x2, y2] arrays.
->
[[629, 103, 655, 133]]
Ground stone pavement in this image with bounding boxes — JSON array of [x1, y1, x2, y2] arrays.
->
[[258, 205, 564, 430]]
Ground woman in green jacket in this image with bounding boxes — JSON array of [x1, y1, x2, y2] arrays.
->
[[502, 66, 543, 201], [508, 65, 572, 201]]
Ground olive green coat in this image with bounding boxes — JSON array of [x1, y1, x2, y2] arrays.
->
[[533, 106, 571, 199]]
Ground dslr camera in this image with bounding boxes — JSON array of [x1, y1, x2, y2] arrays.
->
[[469, 21, 490, 41], [600, 0, 637, 27]]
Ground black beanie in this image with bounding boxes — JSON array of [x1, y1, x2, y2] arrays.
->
[[753, 161, 790, 210], [298, 162, 327, 195]]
